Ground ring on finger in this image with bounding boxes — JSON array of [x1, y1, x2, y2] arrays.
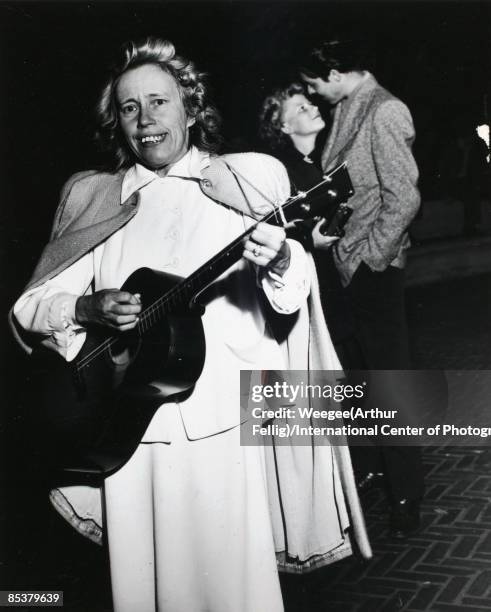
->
[[252, 245, 262, 258]]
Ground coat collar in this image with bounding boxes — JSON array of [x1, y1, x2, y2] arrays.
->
[[115, 148, 286, 221], [121, 147, 210, 203]]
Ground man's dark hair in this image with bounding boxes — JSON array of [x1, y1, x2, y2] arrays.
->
[[300, 39, 373, 80]]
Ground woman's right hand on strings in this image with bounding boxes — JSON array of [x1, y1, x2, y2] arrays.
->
[[75, 289, 142, 331]]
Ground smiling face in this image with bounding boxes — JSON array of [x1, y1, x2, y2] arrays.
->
[[280, 94, 325, 139], [116, 63, 195, 172]]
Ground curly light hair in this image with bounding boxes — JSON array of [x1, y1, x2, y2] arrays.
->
[[96, 37, 222, 169], [258, 82, 305, 151]]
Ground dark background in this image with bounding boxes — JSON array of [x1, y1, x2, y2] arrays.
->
[[0, 0, 490, 603], [1, 0, 490, 301]]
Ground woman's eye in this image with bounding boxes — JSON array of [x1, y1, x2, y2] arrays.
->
[[152, 98, 167, 107], [121, 104, 137, 116]]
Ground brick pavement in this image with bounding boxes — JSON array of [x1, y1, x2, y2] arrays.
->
[[283, 443, 491, 611], [280, 274, 491, 611]]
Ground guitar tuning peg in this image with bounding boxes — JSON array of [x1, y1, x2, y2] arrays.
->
[[327, 189, 338, 199]]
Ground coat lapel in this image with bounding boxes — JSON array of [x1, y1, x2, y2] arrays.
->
[[322, 74, 379, 172], [26, 172, 138, 291]]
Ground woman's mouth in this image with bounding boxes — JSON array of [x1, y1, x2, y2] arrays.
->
[[139, 134, 166, 145]]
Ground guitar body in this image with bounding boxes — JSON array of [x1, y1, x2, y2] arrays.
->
[[29, 268, 205, 478]]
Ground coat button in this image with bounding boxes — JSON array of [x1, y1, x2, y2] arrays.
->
[[201, 179, 212, 188]]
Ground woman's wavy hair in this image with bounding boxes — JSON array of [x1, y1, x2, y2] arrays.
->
[[96, 37, 223, 169], [258, 82, 305, 151]]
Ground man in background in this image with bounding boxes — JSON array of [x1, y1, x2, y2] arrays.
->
[[300, 38, 423, 538]]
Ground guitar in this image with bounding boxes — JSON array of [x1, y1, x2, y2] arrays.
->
[[28, 162, 354, 479]]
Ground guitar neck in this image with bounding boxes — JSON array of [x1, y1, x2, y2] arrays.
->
[[185, 207, 286, 298]]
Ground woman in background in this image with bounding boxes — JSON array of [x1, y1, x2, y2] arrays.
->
[[259, 83, 361, 367]]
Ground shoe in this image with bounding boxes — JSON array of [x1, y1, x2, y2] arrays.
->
[[389, 498, 421, 538], [357, 471, 385, 493]]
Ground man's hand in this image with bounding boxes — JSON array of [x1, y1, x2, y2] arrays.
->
[[75, 289, 142, 331], [311, 219, 340, 250], [243, 222, 291, 276]]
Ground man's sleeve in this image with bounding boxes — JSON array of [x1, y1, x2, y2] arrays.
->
[[363, 100, 421, 270]]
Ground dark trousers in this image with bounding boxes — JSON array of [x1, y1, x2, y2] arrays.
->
[[346, 262, 424, 502]]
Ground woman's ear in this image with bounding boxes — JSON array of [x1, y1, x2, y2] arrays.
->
[[280, 123, 292, 135]]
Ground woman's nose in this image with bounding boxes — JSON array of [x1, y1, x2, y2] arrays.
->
[[138, 107, 156, 127]]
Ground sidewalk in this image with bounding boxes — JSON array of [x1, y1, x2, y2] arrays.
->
[[280, 273, 491, 611], [283, 444, 491, 611], [407, 197, 491, 286], [407, 234, 491, 287]]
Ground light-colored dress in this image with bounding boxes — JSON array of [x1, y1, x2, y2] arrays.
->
[[14, 148, 352, 612]]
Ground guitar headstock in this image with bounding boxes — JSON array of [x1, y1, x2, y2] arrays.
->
[[280, 162, 355, 224]]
